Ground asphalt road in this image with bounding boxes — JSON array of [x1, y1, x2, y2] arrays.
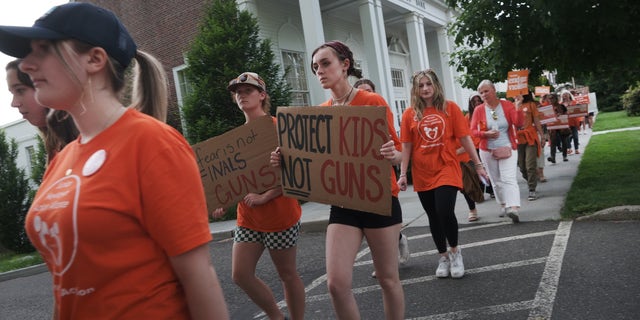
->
[[2, 219, 639, 320]]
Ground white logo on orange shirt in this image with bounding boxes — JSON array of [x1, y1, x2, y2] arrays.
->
[[417, 113, 446, 148]]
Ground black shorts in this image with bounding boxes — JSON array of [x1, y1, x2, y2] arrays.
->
[[329, 197, 402, 229]]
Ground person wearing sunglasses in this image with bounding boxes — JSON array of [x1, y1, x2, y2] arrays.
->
[[272, 40, 405, 319], [470, 80, 524, 223], [397, 69, 487, 280], [0, 3, 229, 318], [212, 72, 305, 320]]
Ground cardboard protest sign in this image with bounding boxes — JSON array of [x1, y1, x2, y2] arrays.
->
[[546, 114, 570, 130], [506, 70, 529, 98], [534, 86, 550, 97], [567, 104, 588, 118], [574, 94, 590, 105], [276, 106, 392, 216], [192, 116, 279, 213], [537, 105, 557, 125]]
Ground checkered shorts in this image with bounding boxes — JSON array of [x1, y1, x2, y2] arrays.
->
[[233, 221, 301, 250]]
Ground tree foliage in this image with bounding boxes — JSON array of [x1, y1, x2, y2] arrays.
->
[[445, 0, 640, 93], [0, 130, 34, 253], [182, 0, 291, 144], [30, 136, 47, 186]]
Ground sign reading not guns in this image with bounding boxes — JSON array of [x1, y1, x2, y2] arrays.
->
[[276, 106, 392, 216], [192, 116, 279, 213]]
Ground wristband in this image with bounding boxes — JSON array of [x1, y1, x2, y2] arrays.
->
[[399, 173, 407, 177]]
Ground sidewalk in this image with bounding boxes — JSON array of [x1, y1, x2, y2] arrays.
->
[[209, 129, 598, 240]]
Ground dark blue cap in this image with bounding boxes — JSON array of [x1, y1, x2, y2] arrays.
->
[[0, 2, 136, 68]]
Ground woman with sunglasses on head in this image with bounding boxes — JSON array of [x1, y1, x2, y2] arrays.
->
[[397, 69, 487, 279], [0, 3, 228, 319], [6, 59, 78, 162], [272, 40, 405, 319], [471, 80, 524, 223], [212, 72, 305, 320]]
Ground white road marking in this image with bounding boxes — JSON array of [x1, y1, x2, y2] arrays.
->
[[527, 220, 573, 319], [259, 221, 571, 319]]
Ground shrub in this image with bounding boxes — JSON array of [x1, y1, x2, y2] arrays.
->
[[0, 131, 35, 253], [622, 82, 640, 116]]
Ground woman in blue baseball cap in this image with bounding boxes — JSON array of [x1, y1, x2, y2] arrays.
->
[[0, 3, 229, 319]]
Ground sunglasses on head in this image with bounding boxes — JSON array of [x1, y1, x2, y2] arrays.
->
[[230, 72, 264, 87], [412, 69, 437, 82]]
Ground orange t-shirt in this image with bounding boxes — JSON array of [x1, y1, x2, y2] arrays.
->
[[465, 113, 481, 149], [237, 117, 302, 232], [516, 101, 541, 146], [321, 89, 401, 197], [25, 109, 212, 319], [400, 101, 469, 191]]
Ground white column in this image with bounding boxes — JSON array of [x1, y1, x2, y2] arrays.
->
[[299, 0, 329, 105], [404, 13, 428, 72], [435, 27, 457, 100], [358, 0, 394, 107]]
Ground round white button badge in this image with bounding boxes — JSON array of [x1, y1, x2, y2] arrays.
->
[[82, 149, 107, 177]]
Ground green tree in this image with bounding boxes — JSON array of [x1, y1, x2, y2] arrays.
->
[[182, 0, 290, 144], [0, 130, 34, 253], [445, 0, 640, 98], [30, 135, 47, 186]]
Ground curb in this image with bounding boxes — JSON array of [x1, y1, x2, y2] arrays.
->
[[0, 263, 47, 282], [575, 205, 640, 221]]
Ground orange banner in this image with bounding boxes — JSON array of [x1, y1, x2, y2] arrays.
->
[[506, 70, 529, 98], [534, 86, 551, 97]]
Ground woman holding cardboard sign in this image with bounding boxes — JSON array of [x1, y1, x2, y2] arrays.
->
[[212, 72, 305, 320], [272, 40, 405, 319], [397, 69, 487, 279]]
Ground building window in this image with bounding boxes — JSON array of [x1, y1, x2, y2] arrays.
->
[[172, 65, 192, 133], [391, 69, 405, 88], [395, 99, 408, 128], [281, 50, 310, 106], [25, 145, 36, 173], [173, 65, 192, 107]]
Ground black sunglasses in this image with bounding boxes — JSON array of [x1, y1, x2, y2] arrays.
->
[[230, 72, 264, 87]]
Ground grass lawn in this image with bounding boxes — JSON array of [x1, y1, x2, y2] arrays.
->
[[0, 251, 43, 273], [562, 111, 640, 218], [592, 110, 640, 132]]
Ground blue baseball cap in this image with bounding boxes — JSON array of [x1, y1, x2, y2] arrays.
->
[[0, 2, 136, 68]]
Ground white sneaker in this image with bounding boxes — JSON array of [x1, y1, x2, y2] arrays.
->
[[398, 233, 410, 264], [436, 255, 450, 278], [449, 249, 465, 278]]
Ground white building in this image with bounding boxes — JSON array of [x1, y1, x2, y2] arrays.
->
[[227, 0, 470, 130], [0, 119, 40, 179]]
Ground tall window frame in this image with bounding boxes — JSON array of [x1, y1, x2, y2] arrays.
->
[[281, 50, 310, 106]]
